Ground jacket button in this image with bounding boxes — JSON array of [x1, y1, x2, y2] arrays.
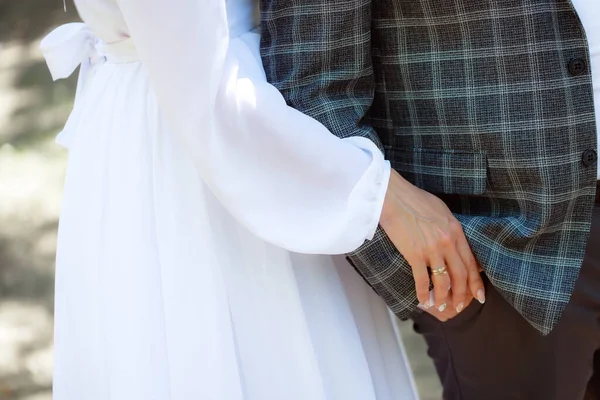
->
[[582, 149, 597, 167], [569, 58, 587, 76]]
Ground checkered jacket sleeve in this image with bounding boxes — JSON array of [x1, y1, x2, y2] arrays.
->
[[260, 0, 420, 319]]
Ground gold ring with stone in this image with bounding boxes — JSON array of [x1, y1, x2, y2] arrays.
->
[[431, 266, 448, 276]]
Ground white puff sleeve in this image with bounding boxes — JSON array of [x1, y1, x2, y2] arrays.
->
[[116, 0, 390, 254]]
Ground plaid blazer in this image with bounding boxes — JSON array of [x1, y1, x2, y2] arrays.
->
[[260, 0, 598, 335]]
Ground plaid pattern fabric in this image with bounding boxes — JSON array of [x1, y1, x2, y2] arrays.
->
[[260, 0, 598, 335]]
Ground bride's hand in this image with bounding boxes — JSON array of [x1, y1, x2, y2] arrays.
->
[[420, 293, 475, 322], [379, 169, 485, 313]]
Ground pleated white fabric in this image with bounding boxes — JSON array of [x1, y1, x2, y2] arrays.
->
[[44, 0, 419, 399]]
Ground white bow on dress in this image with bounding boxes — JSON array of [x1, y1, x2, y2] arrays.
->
[[40, 23, 138, 147]]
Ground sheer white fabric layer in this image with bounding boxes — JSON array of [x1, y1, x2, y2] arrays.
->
[[47, 0, 418, 399]]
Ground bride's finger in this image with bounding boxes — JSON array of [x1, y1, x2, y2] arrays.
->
[[444, 245, 468, 313], [456, 232, 485, 304], [429, 262, 451, 311], [405, 254, 432, 308], [384, 222, 431, 307]]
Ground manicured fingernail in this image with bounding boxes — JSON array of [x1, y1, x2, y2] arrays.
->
[[477, 289, 486, 304], [456, 302, 464, 313], [438, 303, 447, 312]]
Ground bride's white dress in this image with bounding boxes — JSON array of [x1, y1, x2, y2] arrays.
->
[[43, 0, 419, 399]]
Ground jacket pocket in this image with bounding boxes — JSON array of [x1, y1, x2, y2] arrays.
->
[[387, 148, 487, 195]]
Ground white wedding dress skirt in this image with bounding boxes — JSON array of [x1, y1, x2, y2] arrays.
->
[[45, 0, 419, 399]]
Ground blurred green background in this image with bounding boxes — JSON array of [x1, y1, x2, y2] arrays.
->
[[0, 2, 442, 399]]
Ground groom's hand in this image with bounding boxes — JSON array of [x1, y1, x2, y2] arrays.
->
[[379, 169, 485, 314]]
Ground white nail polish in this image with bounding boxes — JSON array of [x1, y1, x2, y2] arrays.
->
[[456, 302, 464, 313], [477, 289, 486, 304], [428, 291, 435, 309], [438, 303, 447, 312]]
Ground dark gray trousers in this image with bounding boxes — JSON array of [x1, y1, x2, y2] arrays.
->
[[413, 204, 600, 400]]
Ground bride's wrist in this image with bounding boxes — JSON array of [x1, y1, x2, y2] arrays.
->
[[379, 169, 417, 229]]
